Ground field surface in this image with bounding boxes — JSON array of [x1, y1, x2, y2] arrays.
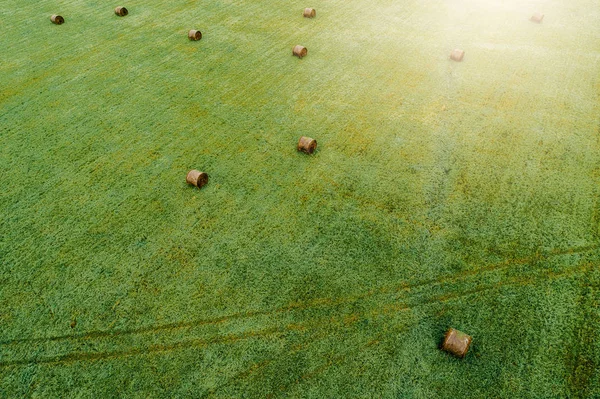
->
[[1, 0, 599, 397]]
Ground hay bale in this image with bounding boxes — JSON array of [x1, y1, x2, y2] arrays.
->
[[297, 136, 317, 154], [188, 30, 202, 41], [50, 15, 64, 25], [303, 8, 316, 18], [114, 6, 128, 16], [441, 328, 472, 358], [186, 170, 209, 188], [293, 45, 307, 58], [530, 12, 544, 23], [450, 49, 465, 62]]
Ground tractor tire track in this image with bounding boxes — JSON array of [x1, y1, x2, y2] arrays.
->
[[0, 258, 592, 368], [0, 243, 596, 349]]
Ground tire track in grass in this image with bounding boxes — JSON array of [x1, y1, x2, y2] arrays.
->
[[384, 261, 595, 314], [0, 303, 362, 368], [0, 326, 285, 368], [0, 257, 593, 368], [0, 243, 596, 349]]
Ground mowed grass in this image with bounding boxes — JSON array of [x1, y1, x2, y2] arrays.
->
[[0, 0, 599, 397]]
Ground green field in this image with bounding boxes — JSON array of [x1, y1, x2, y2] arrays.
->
[[1, 0, 599, 397]]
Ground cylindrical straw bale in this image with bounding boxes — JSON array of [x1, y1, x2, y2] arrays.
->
[[297, 136, 317, 154], [530, 12, 544, 23], [441, 328, 472, 358], [186, 170, 209, 188], [293, 45, 307, 58], [188, 30, 202, 41], [51, 15, 64, 25], [303, 8, 316, 18], [114, 6, 128, 16], [450, 49, 465, 62]]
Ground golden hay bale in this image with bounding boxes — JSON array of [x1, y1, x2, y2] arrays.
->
[[50, 15, 64, 25], [297, 136, 317, 154], [441, 328, 472, 358], [186, 170, 209, 188], [188, 30, 202, 41], [450, 49, 465, 62], [114, 6, 128, 16], [530, 12, 544, 23], [303, 8, 316, 18], [293, 45, 307, 58]]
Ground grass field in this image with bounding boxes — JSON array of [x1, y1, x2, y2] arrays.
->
[[1, 0, 599, 397]]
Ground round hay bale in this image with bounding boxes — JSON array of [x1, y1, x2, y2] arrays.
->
[[450, 49, 465, 62], [114, 6, 128, 16], [188, 29, 202, 41], [441, 328, 472, 358], [303, 8, 316, 18], [293, 45, 307, 58], [186, 170, 209, 188], [50, 15, 64, 25], [297, 136, 317, 154], [530, 12, 544, 23]]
